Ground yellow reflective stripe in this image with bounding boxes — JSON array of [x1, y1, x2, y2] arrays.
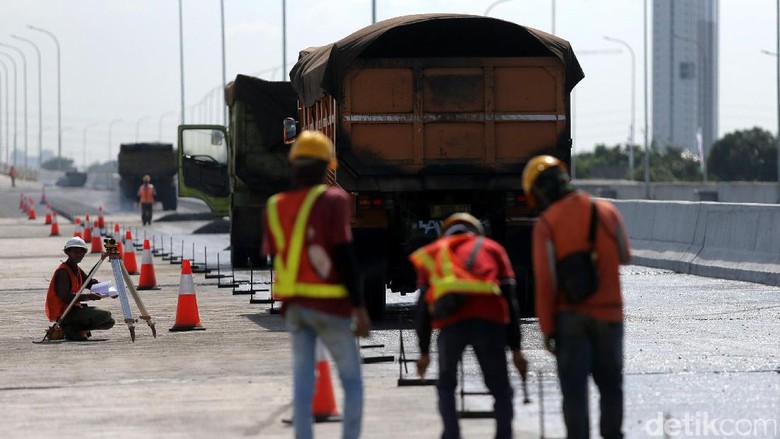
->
[[431, 279, 500, 297], [274, 283, 348, 298], [284, 185, 327, 286], [410, 249, 437, 275]]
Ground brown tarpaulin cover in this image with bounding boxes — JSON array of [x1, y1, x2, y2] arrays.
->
[[290, 13, 584, 107]]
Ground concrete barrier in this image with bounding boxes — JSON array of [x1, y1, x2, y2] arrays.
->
[[612, 200, 780, 286]]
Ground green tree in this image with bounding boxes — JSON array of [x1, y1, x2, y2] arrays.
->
[[41, 157, 75, 171], [574, 143, 701, 181], [707, 127, 778, 181]]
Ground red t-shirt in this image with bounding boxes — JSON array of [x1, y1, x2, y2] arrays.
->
[[262, 186, 353, 317]]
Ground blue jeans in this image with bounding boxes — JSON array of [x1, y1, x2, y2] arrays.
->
[[437, 319, 514, 439], [285, 304, 363, 439], [555, 311, 624, 439]]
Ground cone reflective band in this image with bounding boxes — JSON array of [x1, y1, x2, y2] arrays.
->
[[74, 219, 83, 238], [98, 206, 105, 229], [90, 222, 103, 253], [123, 231, 138, 274], [169, 259, 205, 331], [83, 219, 92, 242], [44, 208, 52, 225], [137, 239, 158, 289], [49, 213, 60, 236]]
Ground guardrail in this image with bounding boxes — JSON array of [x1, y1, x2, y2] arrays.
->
[[613, 200, 780, 286]]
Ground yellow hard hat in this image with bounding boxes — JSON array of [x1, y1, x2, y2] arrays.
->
[[521, 155, 565, 208], [441, 212, 484, 236], [288, 130, 338, 170]]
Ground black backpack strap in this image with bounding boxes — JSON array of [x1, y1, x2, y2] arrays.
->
[[588, 200, 598, 250], [465, 236, 485, 271]]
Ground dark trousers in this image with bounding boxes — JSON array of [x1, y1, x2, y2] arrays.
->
[[61, 305, 115, 335], [437, 319, 514, 439], [141, 203, 153, 225], [555, 311, 624, 439]]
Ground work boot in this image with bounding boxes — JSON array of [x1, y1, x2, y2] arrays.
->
[[63, 327, 89, 341], [47, 327, 64, 341]]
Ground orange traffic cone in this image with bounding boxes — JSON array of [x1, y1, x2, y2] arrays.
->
[[40, 187, 47, 205], [312, 339, 340, 421], [169, 259, 205, 331], [137, 239, 158, 290], [123, 231, 139, 274], [113, 223, 121, 240], [27, 207, 37, 220], [44, 207, 52, 225], [98, 206, 105, 230], [73, 218, 83, 239], [90, 222, 103, 253], [83, 218, 92, 242], [49, 212, 60, 236]]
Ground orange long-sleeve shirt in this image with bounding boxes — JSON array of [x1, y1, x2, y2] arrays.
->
[[532, 191, 631, 335]]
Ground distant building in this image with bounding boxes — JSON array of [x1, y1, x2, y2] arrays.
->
[[653, 0, 718, 161]]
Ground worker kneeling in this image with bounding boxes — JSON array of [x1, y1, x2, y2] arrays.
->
[[411, 213, 527, 439], [45, 237, 115, 341]]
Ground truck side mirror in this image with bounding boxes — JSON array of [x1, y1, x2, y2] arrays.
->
[[283, 117, 298, 145], [211, 130, 224, 145]]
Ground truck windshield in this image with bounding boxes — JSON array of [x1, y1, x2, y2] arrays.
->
[[181, 129, 228, 164]]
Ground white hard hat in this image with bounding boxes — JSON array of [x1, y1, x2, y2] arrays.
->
[[64, 237, 88, 251]]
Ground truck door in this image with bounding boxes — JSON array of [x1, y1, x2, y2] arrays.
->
[[177, 124, 230, 216]]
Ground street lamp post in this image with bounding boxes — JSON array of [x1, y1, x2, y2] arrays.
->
[[282, 0, 287, 78], [0, 59, 10, 166], [0, 55, 18, 168], [26, 25, 61, 169], [135, 116, 151, 142], [158, 111, 176, 140], [603, 36, 636, 178], [10, 35, 42, 169], [82, 122, 100, 171], [178, 0, 186, 124], [108, 119, 123, 162], [643, 0, 650, 199], [0, 44, 28, 170], [484, 0, 556, 34]]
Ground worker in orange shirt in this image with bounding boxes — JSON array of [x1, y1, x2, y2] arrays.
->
[[411, 212, 527, 439], [137, 175, 156, 225], [261, 130, 370, 439], [9, 165, 17, 187], [522, 155, 631, 439]]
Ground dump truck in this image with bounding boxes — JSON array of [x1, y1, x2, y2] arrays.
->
[[177, 14, 583, 318], [117, 143, 178, 211]]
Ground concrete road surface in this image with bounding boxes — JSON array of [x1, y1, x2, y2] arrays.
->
[[0, 175, 778, 438]]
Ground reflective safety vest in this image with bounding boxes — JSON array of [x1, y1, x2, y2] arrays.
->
[[266, 184, 348, 299], [409, 234, 501, 306], [138, 184, 155, 204], [45, 263, 83, 322]]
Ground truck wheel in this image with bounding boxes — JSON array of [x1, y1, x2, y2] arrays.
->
[[362, 272, 387, 321]]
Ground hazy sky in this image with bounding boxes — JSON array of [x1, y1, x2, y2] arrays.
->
[[0, 0, 776, 169]]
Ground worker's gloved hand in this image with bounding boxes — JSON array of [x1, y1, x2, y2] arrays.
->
[[416, 353, 430, 378], [351, 307, 371, 338], [512, 350, 528, 381], [543, 334, 556, 355]]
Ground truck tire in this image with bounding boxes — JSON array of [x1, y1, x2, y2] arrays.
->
[[362, 272, 387, 321], [162, 188, 177, 211]]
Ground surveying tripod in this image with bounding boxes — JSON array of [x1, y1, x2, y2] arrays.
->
[[38, 238, 157, 343]]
